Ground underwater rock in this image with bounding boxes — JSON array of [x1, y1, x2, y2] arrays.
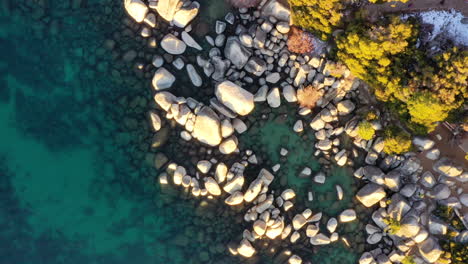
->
[[215, 81, 254, 116], [149, 110, 162, 132], [339, 209, 357, 223], [326, 218, 338, 233], [161, 34, 187, 55], [186, 64, 202, 87], [152, 67, 175, 90], [181, 31, 203, 51]]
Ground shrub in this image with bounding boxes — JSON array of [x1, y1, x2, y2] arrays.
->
[[358, 121, 375, 140], [406, 92, 450, 132], [336, 16, 418, 102], [297, 85, 324, 109], [227, 0, 261, 8], [383, 126, 412, 155], [288, 0, 345, 40], [383, 217, 401, 235], [287, 26, 314, 54]]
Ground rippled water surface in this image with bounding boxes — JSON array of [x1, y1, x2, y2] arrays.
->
[[0, 1, 363, 263]]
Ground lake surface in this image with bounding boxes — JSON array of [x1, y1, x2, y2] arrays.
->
[[0, 1, 363, 263]]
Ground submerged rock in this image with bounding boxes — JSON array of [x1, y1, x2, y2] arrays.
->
[[161, 34, 187, 55], [152, 67, 175, 90]]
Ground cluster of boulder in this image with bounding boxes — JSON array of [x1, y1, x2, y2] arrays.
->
[[345, 125, 468, 263], [158, 152, 358, 263], [124, 0, 467, 263]]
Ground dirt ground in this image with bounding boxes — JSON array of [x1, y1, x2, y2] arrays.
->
[[362, 0, 468, 22]]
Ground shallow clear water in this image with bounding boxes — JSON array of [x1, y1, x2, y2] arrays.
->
[[1, 1, 363, 263]]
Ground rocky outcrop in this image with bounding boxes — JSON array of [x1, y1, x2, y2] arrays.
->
[[124, 0, 148, 23], [215, 81, 254, 116], [356, 183, 386, 207], [192, 106, 222, 146]]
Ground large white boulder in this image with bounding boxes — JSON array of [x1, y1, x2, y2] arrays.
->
[[161, 34, 187, 55], [267, 87, 281, 108], [204, 177, 221, 196], [124, 0, 148, 23], [192, 106, 222, 146], [356, 183, 386, 207], [155, 0, 180, 22], [154, 91, 177, 111], [152, 67, 175, 91], [225, 191, 244, 205], [173, 1, 199, 28], [261, 0, 290, 22], [219, 136, 238, 154], [215, 81, 254, 116], [238, 239, 255, 258], [339, 209, 357, 223]]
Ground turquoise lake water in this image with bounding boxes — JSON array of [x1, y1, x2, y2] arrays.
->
[[0, 1, 362, 263]]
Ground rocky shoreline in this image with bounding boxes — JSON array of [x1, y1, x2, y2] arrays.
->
[[124, 0, 468, 263]]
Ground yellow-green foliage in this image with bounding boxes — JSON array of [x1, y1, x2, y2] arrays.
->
[[365, 111, 378, 121], [383, 217, 401, 235], [336, 16, 417, 102], [288, 0, 345, 40], [358, 121, 375, 140], [428, 47, 468, 106], [383, 127, 412, 155], [407, 92, 450, 132]]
